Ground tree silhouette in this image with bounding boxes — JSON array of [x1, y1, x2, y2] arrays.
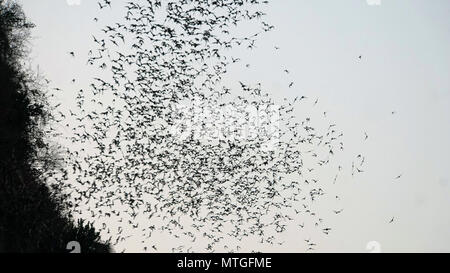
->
[[0, 1, 109, 253]]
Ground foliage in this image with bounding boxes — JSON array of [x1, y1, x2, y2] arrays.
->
[[0, 1, 109, 253]]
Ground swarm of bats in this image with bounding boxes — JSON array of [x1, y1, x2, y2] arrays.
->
[[56, 0, 356, 252]]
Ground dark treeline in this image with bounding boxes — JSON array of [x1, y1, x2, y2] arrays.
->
[[0, 1, 109, 252]]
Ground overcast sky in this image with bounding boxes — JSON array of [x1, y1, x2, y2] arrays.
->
[[18, 0, 450, 252]]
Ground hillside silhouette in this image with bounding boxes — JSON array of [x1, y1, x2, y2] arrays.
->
[[0, 1, 109, 253]]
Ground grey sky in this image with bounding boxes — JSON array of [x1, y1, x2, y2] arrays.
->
[[18, 0, 450, 252]]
